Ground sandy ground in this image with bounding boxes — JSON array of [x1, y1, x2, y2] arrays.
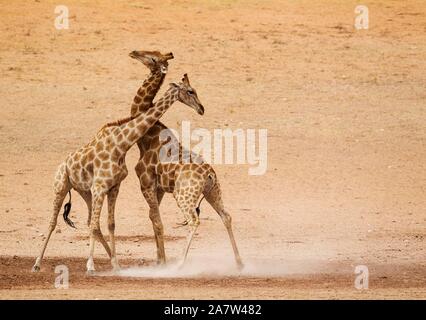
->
[[0, 0, 425, 299]]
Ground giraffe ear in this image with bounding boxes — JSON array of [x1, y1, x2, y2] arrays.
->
[[165, 52, 174, 60], [182, 73, 190, 86]]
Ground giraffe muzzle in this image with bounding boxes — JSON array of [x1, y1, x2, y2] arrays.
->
[[197, 105, 205, 115], [165, 52, 174, 60]]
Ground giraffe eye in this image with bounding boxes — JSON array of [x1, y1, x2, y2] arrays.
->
[[151, 57, 156, 63], [188, 90, 194, 95]]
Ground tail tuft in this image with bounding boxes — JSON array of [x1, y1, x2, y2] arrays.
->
[[63, 191, 76, 229]]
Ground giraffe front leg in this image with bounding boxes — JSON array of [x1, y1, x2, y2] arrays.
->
[[142, 186, 166, 265], [177, 203, 200, 268], [173, 184, 202, 268], [156, 190, 166, 263], [150, 208, 166, 265], [107, 185, 120, 272]]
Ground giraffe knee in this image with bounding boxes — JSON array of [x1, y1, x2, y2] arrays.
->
[[91, 226, 102, 238], [108, 222, 115, 233], [93, 230, 102, 240], [49, 213, 59, 225], [153, 223, 164, 235], [149, 208, 160, 221], [221, 211, 232, 225], [149, 211, 164, 234], [189, 217, 200, 227], [48, 221, 57, 231]]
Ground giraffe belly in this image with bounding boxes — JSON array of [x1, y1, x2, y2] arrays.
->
[[158, 177, 175, 193], [156, 163, 176, 193]]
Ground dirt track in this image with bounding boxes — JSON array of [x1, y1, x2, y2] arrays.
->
[[0, 0, 425, 299]]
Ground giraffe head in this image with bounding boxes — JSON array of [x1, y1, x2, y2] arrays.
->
[[170, 74, 205, 115], [129, 50, 174, 74]]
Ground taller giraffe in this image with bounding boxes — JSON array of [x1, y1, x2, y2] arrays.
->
[[32, 50, 172, 273], [32, 72, 205, 275]]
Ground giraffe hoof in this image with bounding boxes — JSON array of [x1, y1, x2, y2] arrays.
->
[[31, 265, 40, 273], [112, 265, 121, 273], [237, 262, 245, 272], [156, 257, 166, 265], [86, 270, 96, 276], [111, 257, 121, 272], [177, 261, 186, 270], [32, 257, 41, 272]]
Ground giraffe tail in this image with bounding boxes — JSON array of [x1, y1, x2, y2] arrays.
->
[[195, 173, 216, 217], [63, 190, 76, 229]]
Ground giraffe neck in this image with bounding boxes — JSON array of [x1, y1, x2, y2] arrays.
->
[[130, 68, 165, 118], [121, 87, 179, 151]]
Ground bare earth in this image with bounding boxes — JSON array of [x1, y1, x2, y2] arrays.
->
[[0, 0, 425, 299]]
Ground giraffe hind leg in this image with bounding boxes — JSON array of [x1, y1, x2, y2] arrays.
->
[[32, 162, 71, 272], [141, 184, 166, 265], [205, 182, 244, 270]]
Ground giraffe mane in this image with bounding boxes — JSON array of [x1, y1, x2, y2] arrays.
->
[[99, 116, 135, 131]]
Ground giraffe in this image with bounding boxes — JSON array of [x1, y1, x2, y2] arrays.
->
[[86, 50, 173, 228], [31, 71, 204, 274], [32, 50, 172, 273], [133, 76, 243, 269]]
